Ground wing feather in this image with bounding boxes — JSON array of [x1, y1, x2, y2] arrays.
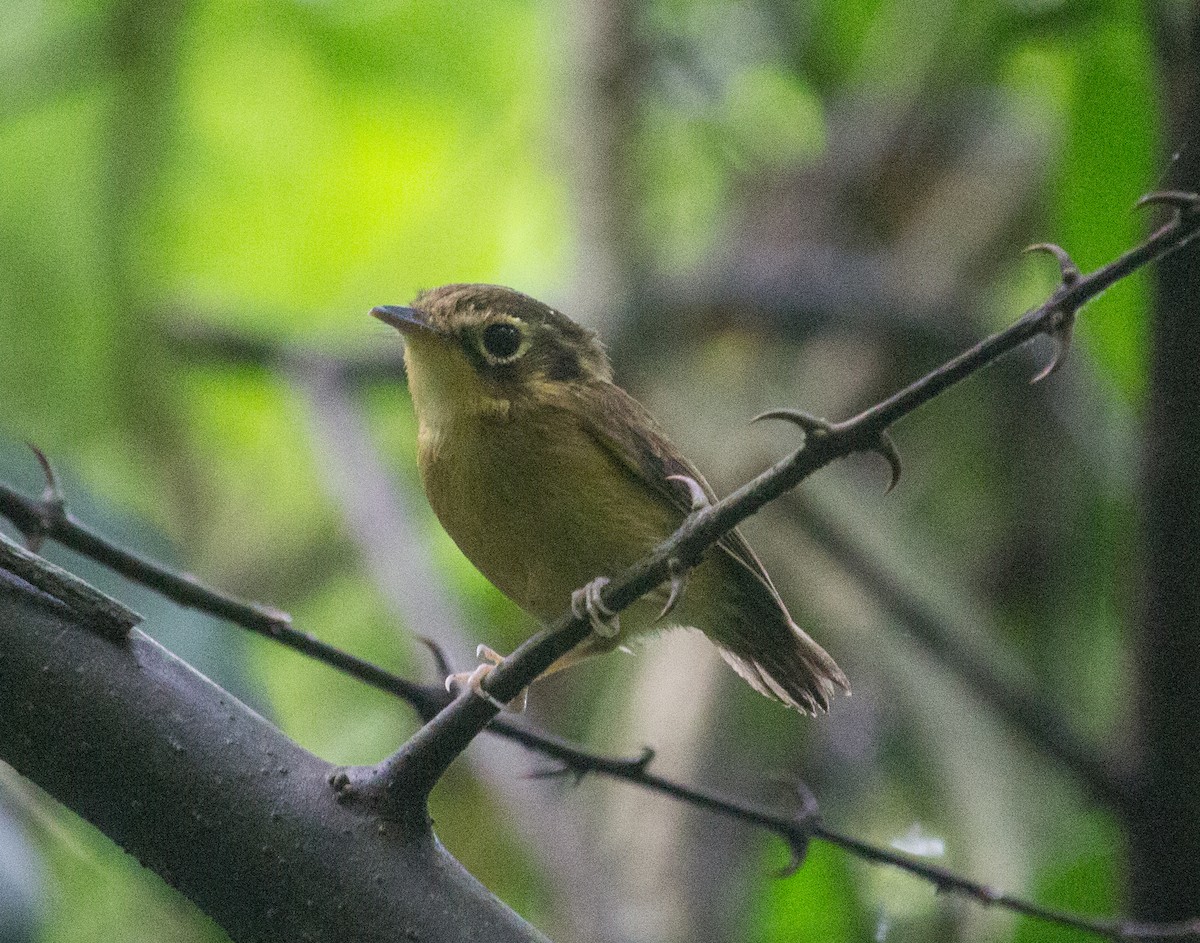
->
[[569, 381, 785, 601], [559, 381, 849, 712]]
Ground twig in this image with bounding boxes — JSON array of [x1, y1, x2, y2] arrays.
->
[[0, 530, 140, 639], [339, 192, 1200, 807], [781, 491, 1140, 815], [0, 463, 445, 721], [512, 739, 1200, 942]]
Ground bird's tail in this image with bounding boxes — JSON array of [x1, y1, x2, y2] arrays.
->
[[717, 619, 850, 715]]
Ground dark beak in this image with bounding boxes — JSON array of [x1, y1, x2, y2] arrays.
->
[[371, 305, 437, 336]]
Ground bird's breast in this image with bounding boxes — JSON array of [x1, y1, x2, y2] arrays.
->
[[417, 409, 679, 622]]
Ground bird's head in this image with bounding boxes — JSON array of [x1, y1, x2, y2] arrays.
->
[[373, 284, 611, 426]]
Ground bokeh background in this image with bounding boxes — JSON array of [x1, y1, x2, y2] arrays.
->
[[0, 1, 1194, 941]]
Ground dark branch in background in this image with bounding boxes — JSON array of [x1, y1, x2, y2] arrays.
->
[[1133, 9, 1200, 921], [4, 195, 1199, 942], [780, 492, 1139, 814], [170, 318, 408, 384]]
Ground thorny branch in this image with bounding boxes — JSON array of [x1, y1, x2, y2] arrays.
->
[[2, 192, 1199, 941], [350, 192, 1200, 804]]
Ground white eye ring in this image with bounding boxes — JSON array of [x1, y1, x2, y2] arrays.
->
[[479, 321, 526, 363]]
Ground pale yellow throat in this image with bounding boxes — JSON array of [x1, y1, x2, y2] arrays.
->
[[403, 335, 510, 454]]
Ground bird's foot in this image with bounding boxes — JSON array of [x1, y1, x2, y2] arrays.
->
[[572, 576, 620, 639], [445, 644, 527, 713]]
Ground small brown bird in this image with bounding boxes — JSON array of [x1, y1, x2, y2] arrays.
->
[[373, 285, 849, 713]]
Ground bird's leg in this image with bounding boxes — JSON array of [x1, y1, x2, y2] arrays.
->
[[445, 644, 528, 713], [571, 576, 620, 638]]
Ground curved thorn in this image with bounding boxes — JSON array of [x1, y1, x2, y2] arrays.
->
[[1030, 310, 1076, 385], [22, 443, 65, 553], [1135, 190, 1200, 213], [776, 837, 809, 878], [416, 635, 453, 680], [631, 746, 655, 773], [751, 408, 832, 438], [875, 432, 903, 494], [666, 474, 709, 512], [1024, 242, 1081, 285], [655, 558, 688, 623], [27, 443, 65, 507]]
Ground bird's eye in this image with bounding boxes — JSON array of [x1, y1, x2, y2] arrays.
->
[[481, 322, 523, 360]]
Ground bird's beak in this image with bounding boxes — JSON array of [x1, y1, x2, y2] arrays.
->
[[371, 305, 438, 336]]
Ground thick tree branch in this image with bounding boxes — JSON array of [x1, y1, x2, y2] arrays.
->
[[0, 538, 548, 943]]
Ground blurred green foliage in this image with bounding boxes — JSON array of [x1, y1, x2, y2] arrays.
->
[[0, 0, 1171, 940]]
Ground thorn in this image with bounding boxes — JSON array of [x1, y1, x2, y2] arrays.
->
[[416, 635, 453, 680], [525, 763, 587, 786], [776, 837, 809, 878], [28, 444, 64, 502], [751, 409, 834, 443], [1135, 190, 1200, 215], [1024, 244, 1081, 383], [773, 778, 820, 877], [1023, 242, 1081, 285], [754, 408, 901, 489], [1029, 311, 1076, 385], [875, 432, 903, 494], [626, 746, 655, 774], [655, 558, 688, 623], [666, 474, 710, 512], [23, 444, 66, 553]]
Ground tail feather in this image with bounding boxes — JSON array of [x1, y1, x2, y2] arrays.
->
[[718, 621, 850, 714]]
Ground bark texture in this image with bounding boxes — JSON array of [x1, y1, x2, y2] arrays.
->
[[0, 558, 548, 943]]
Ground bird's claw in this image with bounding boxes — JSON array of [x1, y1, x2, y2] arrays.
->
[[1024, 242, 1082, 384], [572, 576, 620, 638], [666, 473, 710, 513], [445, 644, 527, 713]]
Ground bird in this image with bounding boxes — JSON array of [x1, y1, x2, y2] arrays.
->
[[372, 284, 849, 714]]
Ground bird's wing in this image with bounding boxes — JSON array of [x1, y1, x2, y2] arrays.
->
[[570, 380, 786, 606], [569, 380, 849, 714]]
